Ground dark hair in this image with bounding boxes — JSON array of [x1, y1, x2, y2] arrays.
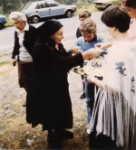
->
[[80, 18, 96, 33], [79, 10, 91, 18], [101, 6, 130, 33], [123, 0, 136, 9]]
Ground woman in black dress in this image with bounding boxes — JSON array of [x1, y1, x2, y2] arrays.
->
[[26, 19, 102, 148]]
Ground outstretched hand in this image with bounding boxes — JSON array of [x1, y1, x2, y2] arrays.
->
[[70, 46, 82, 54], [82, 48, 103, 60], [95, 42, 112, 49], [88, 48, 103, 58]]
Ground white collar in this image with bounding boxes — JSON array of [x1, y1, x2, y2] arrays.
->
[[16, 23, 29, 33]]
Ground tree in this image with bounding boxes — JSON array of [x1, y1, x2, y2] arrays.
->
[[0, 0, 20, 13], [0, 0, 78, 14], [0, 0, 34, 13]]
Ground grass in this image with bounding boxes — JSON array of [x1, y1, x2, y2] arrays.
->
[[75, 3, 99, 15], [0, 61, 10, 66], [0, 52, 11, 57], [4, 15, 14, 27], [0, 67, 89, 149], [0, 53, 11, 68]]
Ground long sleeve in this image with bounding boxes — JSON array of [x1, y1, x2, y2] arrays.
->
[[76, 27, 82, 39], [33, 43, 84, 72], [12, 32, 20, 59], [53, 51, 84, 70], [23, 25, 38, 57]]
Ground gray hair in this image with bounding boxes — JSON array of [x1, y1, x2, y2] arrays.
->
[[9, 11, 27, 22]]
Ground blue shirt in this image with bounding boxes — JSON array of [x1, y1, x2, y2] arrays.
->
[[75, 34, 106, 52]]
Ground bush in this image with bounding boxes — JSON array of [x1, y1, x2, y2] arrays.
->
[[4, 15, 14, 27], [75, 3, 99, 15]]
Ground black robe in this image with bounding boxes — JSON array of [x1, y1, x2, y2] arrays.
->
[[26, 41, 83, 130]]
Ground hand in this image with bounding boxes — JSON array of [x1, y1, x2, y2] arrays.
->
[[95, 42, 112, 49], [87, 48, 103, 59], [70, 47, 80, 54], [87, 74, 95, 83], [82, 48, 103, 60], [11, 59, 17, 66]]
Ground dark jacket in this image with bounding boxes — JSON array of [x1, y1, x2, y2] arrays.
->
[[26, 40, 83, 130], [76, 27, 82, 39], [12, 25, 38, 59]]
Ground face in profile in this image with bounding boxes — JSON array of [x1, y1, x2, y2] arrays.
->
[[81, 32, 95, 42], [50, 28, 64, 44], [121, 1, 136, 18], [13, 19, 25, 31]]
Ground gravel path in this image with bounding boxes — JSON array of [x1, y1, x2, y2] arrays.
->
[[0, 64, 90, 149]]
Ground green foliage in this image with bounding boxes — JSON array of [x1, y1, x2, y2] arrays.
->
[[4, 15, 14, 27], [0, 0, 20, 13], [0, 61, 10, 66], [56, 0, 77, 4], [76, 2, 99, 14], [0, 0, 99, 26], [0, 0, 79, 13], [0, 0, 97, 14], [0, 0, 38, 13]]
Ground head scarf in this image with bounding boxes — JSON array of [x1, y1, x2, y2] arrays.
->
[[37, 19, 63, 43]]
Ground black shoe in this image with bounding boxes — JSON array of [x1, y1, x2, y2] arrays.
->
[[48, 142, 62, 150], [55, 129, 73, 140], [80, 92, 86, 99], [47, 133, 62, 149]]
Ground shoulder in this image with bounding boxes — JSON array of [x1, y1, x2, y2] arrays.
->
[[34, 42, 47, 50], [59, 43, 65, 51], [33, 43, 47, 55], [14, 31, 17, 35], [97, 34, 106, 42], [108, 41, 135, 57], [76, 36, 84, 45], [76, 27, 80, 32], [77, 36, 84, 42], [28, 24, 37, 36], [14, 31, 18, 38], [29, 24, 37, 31]]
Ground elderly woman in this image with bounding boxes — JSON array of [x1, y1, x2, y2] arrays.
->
[[88, 6, 136, 149], [26, 19, 102, 148], [9, 12, 37, 106]]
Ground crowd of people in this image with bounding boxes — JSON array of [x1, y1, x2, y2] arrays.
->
[[8, 0, 136, 149]]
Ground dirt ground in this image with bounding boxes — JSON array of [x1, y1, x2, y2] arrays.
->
[[0, 64, 90, 150]]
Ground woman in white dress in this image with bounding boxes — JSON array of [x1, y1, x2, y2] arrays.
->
[[87, 6, 136, 149]]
